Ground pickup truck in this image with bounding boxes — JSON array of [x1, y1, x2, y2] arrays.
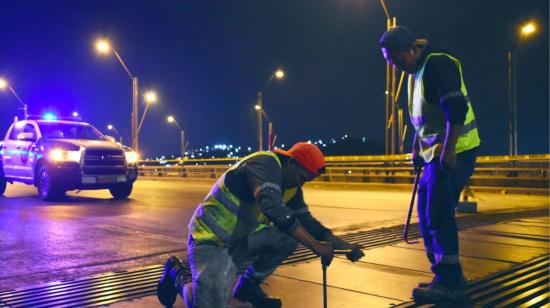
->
[[0, 118, 139, 200]]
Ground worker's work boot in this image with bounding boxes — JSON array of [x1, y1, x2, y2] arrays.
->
[[417, 277, 436, 288], [233, 275, 282, 308], [412, 282, 466, 303], [418, 276, 466, 288], [157, 256, 184, 307]]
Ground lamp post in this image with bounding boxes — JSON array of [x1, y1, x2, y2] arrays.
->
[[256, 69, 284, 151], [95, 39, 139, 152], [507, 21, 539, 156], [255, 104, 275, 150], [167, 115, 185, 158], [137, 90, 158, 138], [107, 124, 123, 144], [0, 78, 28, 119]]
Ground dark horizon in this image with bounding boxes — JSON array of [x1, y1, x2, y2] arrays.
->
[[0, 0, 548, 157]]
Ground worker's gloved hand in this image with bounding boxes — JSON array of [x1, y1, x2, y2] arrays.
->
[[412, 153, 424, 173], [345, 243, 365, 262], [314, 241, 334, 266]]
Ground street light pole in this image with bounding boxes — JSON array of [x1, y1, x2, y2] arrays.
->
[[256, 92, 263, 151], [0, 79, 28, 119], [167, 116, 185, 158], [107, 124, 123, 144], [96, 40, 139, 152], [180, 130, 185, 158], [132, 77, 139, 152], [507, 21, 539, 156], [112, 49, 139, 152], [137, 91, 158, 142], [507, 51, 516, 156], [256, 69, 284, 151]]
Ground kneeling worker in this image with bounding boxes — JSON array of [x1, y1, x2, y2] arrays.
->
[[157, 142, 364, 307]]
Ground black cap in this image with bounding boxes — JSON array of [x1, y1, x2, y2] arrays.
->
[[379, 26, 416, 52]]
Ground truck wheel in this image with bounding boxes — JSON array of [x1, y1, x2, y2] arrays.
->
[[109, 182, 133, 199], [0, 177, 6, 196], [37, 165, 62, 201]]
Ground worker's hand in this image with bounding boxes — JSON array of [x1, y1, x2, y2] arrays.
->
[[440, 148, 457, 170], [345, 243, 365, 262], [313, 241, 334, 266], [412, 152, 424, 173]]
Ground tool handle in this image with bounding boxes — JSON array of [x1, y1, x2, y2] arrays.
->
[[322, 262, 327, 308], [403, 170, 421, 244], [334, 249, 354, 254]]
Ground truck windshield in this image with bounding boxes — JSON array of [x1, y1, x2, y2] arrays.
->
[[38, 123, 106, 140]]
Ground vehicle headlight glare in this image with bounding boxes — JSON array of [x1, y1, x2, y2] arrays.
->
[[125, 151, 139, 164], [49, 149, 81, 162]]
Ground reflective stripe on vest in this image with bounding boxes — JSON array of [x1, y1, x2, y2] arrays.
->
[[408, 52, 481, 162], [189, 151, 282, 245]]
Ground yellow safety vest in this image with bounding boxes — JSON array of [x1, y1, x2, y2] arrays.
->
[[189, 151, 282, 245], [408, 52, 481, 162]]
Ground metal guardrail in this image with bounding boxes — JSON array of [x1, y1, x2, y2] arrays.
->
[[138, 154, 550, 190], [140, 153, 550, 165]]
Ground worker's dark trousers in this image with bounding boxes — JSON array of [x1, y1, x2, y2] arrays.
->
[[417, 148, 477, 288]]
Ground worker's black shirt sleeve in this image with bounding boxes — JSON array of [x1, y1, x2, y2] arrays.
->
[[230, 155, 300, 235], [423, 53, 468, 125], [285, 187, 331, 240]]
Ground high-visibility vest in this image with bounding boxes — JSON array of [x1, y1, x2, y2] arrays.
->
[[189, 151, 283, 246], [408, 52, 481, 162]]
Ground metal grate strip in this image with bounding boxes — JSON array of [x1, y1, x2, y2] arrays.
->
[[0, 209, 547, 308], [395, 255, 550, 307]]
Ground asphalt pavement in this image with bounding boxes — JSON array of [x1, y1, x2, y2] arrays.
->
[[0, 179, 548, 307]]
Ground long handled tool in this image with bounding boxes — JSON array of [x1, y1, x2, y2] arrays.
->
[[321, 249, 353, 308], [403, 166, 421, 244]]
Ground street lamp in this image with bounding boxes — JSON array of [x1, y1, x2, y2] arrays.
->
[[95, 38, 139, 152], [107, 124, 123, 144], [255, 104, 276, 150], [520, 22, 537, 37], [167, 115, 186, 158], [256, 68, 284, 151], [137, 90, 158, 137], [0, 78, 28, 119], [507, 20, 539, 156]]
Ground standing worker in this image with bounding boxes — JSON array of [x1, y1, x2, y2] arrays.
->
[[379, 26, 480, 303], [157, 142, 364, 307]]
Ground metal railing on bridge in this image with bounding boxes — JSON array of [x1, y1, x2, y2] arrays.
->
[[137, 154, 550, 191]]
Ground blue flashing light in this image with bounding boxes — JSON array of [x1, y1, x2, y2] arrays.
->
[[43, 113, 57, 121]]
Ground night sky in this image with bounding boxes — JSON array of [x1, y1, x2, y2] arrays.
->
[[0, 1, 548, 158]]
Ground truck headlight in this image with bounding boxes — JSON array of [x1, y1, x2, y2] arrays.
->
[[125, 151, 139, 164], [49, 149, 81, 162]]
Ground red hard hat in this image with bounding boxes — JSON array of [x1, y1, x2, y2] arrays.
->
[[274, 142, 326, 176]]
